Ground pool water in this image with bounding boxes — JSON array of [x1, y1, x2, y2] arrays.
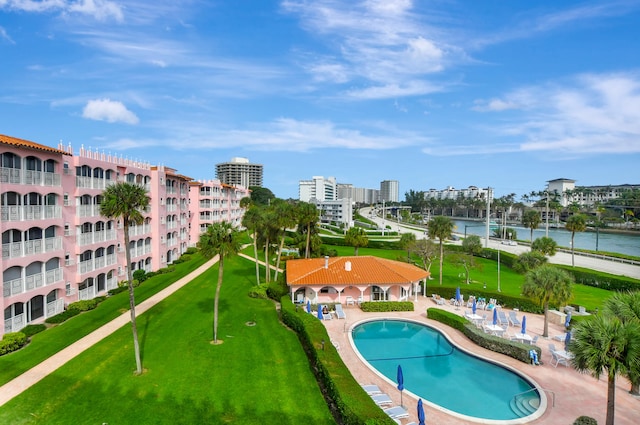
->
[[351, 319, 542, 421]]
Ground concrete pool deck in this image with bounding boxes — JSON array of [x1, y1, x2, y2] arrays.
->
[[321, 297, 639, 425]]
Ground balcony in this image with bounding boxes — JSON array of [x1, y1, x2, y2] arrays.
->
[[128, 224, 151, 236], [78, 254, 117, 275], [0, 167, 61, 186], [78, 229, 117, 246], [2, 236, 63, 259], [75, 176, 116, 190], [77, 204, 102, 218], [1, 205, 62, 221], [2, 268, 63, 297]]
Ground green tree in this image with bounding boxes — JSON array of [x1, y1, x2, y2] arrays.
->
[[198, 221, 242, 344], [455, 235, 482, 285], [565, 214, 587, 267], [100, 182, 149, 375], [428, 216, 453, 286], [296, 202, 319, 258], [344, 226, 369, 256], [531, 236, 558, 256], [513, 251, 548, 274], [522, 265, 574, 337], [571, 315, 640, 425], [241, 203, 264, 285], [462, 234, 482, 255], [522, 210, 542, 246], [409, 238, 437, 275], [272, 200, 298, 281], [399, 232, 417, 261], [249, 186, 275, 206], [604, 291, 640, 395]]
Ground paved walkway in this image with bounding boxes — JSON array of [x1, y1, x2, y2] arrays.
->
[[322, 298, 639, 425], [0, 256, 219, 407]]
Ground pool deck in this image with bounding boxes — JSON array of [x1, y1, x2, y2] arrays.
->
[[322, 297, 639, 425]]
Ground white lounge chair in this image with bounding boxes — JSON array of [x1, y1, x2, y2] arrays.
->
[[497, 310, 509, 326], [508, 311, 521, 327], [335, 304, 346, 319], [370, 393, 393, 406], [383, 406, 410, 419], [550, 350, 571, 367], [361, 384, 382, 395]]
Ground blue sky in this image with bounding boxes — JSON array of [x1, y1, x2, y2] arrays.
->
[[1, 0, 639, 200]]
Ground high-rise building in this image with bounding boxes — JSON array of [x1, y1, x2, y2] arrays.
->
[[215, 157, 263, 188], [380, 180, 399, 202], [1, 134, 249, 337], [299, 176, 337, 202]]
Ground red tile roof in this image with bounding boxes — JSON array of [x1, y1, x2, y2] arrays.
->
[[286, 256, 429, 286], [0, 134, 71, 156]]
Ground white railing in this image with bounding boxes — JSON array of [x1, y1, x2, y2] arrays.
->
[[4, 314, 25, 334], [0, 167, 61, 186], [2, 237, 62, 259], [46, 299, 64, 317], [167, 204, 177, 212], [2, 268, 62, 297], [77, 204, 101, 217], [128, 224, 151, 236], [78, 229, 116, 246], [0, 167, 21, 184], [1, 205, 62, 221], [78, 260, 95, 274], [75, 176, 115, 189]]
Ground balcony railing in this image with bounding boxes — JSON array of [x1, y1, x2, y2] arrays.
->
[[1, 205, 62, 221], [2, 268, 63, 297], [77, 229, 117, 246], [75, 176, 116, 190], [78, 254, 116, 275], [2, 236, 62, 259], [0, 167, 61, 186], [77, 204, 102, 217], [128, 224, 151, 236]]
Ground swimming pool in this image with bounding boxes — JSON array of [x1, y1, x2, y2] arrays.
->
[[351, 319, 545, 423]]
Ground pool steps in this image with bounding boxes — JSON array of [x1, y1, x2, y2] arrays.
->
[[509, 394, 539, 417]]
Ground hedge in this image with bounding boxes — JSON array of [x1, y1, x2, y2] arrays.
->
[[280, 297, 396, 425], [20, 324, 46, 338], [0, 332, 28, 356], [426, 308, 541, 364], [556, 265, 640, 292], [360, 301, 414, 312]]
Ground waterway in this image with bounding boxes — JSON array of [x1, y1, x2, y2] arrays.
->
[[452, 219, 640, 258]]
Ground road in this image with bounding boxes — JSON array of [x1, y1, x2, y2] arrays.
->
[[359, 207, 640, 280]]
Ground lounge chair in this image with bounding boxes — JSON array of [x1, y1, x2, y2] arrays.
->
[[530, 335, 539, 345], [383, 406, 410, 419], [321, 307, 332, 320], [497, 310, 509, 326], [335, 304, 346, 319], [370, 393, 394, 406], [361, 384, 382, 395], [345, 296, 355, 306], [508, 311, 521, 327], [550, 350, 571, 367]]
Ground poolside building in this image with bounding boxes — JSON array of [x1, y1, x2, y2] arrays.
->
[[1, 134, 249, 337], [287, 256, 429, 305]]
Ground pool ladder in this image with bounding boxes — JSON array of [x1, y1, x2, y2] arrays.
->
[[511, 387, 555, 416]]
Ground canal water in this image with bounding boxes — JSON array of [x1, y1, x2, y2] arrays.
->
[[452, 219, 640, 257]]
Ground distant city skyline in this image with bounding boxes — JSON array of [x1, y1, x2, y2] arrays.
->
[[2, 1, 639, 200]]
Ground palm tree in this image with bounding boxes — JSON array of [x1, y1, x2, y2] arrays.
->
[[572, 315, 640, 425], [604, 291, 640, 395], [565, 214, 587, 266], [344, 226, 369, 256], [513, 251, 548, 274], [522, 265, 573, 337], [428, 216, 453, 286], [198, 221, 241, 344], [521, 210, 542, 246], [100, 182, 149, 375], [273, 200, 298, 281], [531, 236, 558, 256], [296, 202, 319, 258], [241, 203, 263, 285]]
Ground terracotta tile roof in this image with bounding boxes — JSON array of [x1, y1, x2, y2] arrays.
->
[[0, 134, 71, 156], [286, 256, 429, 286]]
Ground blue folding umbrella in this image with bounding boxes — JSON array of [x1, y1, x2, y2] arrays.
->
[[565, 311, 572, 328], [455, 287, 461, 304], [521, 315, 527, 335], [492, 307, 498, 325], [565, 331, 572, 351], [397, 364, 404, 407], [317, 304, 323, 319], [417, 398, 426, 425], [472, 298, 477, 314], [306, 300, 311, 314]]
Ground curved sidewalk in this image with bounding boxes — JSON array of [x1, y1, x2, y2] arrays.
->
[[0, 256, 219, 407]]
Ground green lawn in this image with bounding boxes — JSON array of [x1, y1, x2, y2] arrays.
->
[[0, 255, 334, 425]]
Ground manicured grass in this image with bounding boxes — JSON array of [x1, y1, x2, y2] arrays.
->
[[0, 254, 207, 386], [0, 255, 334, 424]]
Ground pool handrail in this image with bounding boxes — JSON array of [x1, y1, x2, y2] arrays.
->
[[513, 387, 555, 408]]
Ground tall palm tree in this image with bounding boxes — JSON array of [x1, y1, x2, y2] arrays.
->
[[100, 182, 149, 375], [296, 202, 319, 258], [521, 210, 542, 246], [604, 291, 640, 395], [522, 265, 573, 337], [572, 315, 640, 425], [273, 200, 298, 281], [198, 221, 241, 344], [565, 213, 587, 267], [344, 226, 369, 256], [241, 203, 263, 285], [428, 216, 453, 286]]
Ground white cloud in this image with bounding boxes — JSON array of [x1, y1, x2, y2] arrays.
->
[[82, 98, 139, 124], [1, 0, 123, 22], [472, 98, 520, 112], [0, 26, 15, 44]]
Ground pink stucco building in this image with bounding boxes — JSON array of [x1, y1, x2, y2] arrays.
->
[[1, 134, 248, 336]]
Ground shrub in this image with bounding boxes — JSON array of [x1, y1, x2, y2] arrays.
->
[[0, 332, 28, 356], [573, 416, 598, 425], [185, 246, 198, 255], [20, 324, 46, 337], [557, 265, 640, 292], [266, 281, 288, 301], [108, 286, 128, 296], [68, 299, 98, 312], [360, 301, 414, 312], [45, 309, 80, 324], [133, 269, 148, 283]]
